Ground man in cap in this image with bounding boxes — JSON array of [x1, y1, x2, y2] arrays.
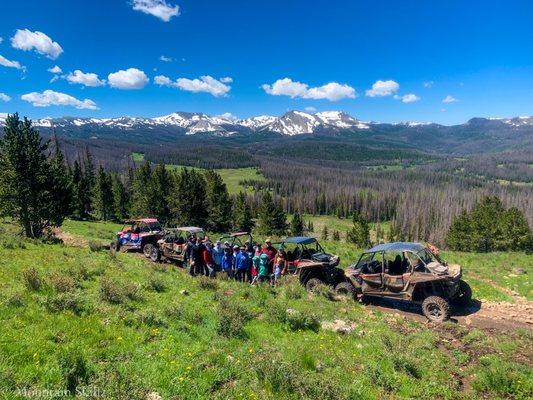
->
[[262, 238, 277, 275]]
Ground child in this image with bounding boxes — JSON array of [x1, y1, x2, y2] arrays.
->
[[272, 248, 286, 286], [258, 253, 269, 284], [221, 246, 234, 279], [250, 254, 260, 285]]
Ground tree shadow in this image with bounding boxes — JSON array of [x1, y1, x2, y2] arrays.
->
[[363, 297, 482, 319]]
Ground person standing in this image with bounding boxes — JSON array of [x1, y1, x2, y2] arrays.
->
[[262, 239, 277, 275], [221, 245, 234, 279], [212, 240, 224, 272], [258, 253, 269, 283], [203, 241, 215, 277], [235, 246, 249, 283], [190, 237, 205, 276]]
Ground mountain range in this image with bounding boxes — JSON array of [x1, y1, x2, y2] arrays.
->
[[1, 110, 532, 154]]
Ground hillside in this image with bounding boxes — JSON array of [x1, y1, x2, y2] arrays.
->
[[0, 220, 531, 399]]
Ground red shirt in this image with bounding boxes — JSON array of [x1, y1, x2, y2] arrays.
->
[[203, 248, 214, 265], [262, 246, 277, 265]]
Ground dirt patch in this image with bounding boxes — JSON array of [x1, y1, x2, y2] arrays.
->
[[53, 228, 90, 248]]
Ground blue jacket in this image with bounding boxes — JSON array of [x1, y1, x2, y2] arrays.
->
[[221, 253, 233, 271], [212, 245, 224, 265], [235, 251, 249, 270]]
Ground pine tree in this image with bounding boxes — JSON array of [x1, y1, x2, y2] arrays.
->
[[0, 114, 70, 237], [470, 196, 505, 252], [307, 220, 314, 233], [257, 191, 286, 236], [233, 191, 254, 232], [500, 207, 532, 251], [92, 166, 114, 221], [70, 160, 88, 219], [48, 135, 73, 220], [111, 174, 129, 221], [332, 230, 340, 241], [130, 161, 152, 217], [150, 164, 172, 223], [446, 210, 473, 251], [204, 170, 232, 232], [290, 211, 304, 236], [321, 225, 329, 240], [83, 148, 95, 215], [346, 211, 370, 247], [170, 168, 207, 226]]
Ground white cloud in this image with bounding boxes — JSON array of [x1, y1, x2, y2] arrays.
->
[[66, 70, 105, 87], [159, 55, 173, 62], [155, 74, 231, 97], [262, 78, 356, 101], [11, 29, 63, 59], [50, 75, 60, 83], [108, 68, 149, 89], [365, 80, 399, 97], [423, 81, 434, 88], [48, 65, 62, 74], [0, 93, 11, 102], [132, 0, 180, 22], [0, 54, 25, 70], [400, 93, 420, 103], [442, 95, 458, 103], [305, 106, 317, 112], [219, 112, 238, 121], [21, 90, 97, 109], [220, 77, 233, 83]]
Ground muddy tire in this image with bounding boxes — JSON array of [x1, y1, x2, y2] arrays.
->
[[305, 277, 323, 292], [142, 244, 154, 258], [422, 296, 450, 322], [335, 282, 357, 299], [451, 280, 472, 307], [110, 240, 120, 252], [149, 247, 161, 262]]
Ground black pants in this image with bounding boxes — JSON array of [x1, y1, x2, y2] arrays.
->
[[235, 269, 247, 282]]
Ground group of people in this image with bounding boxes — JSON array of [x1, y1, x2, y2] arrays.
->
[[184, 235, 288, 285]]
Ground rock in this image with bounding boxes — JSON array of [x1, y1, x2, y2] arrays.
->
[[180, 289, 189, 296], [512, 267, 526, 275], [321, 319, 356, 334], [286, 308, 298, 316], [146, 392, 162, 400]]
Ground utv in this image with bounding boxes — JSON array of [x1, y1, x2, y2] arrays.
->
[[150, 226, 205, 264], [219, 232, 253, 249], [276, 236, 343, 290], [110, 218, 163, 257], [337, 242, 472, 322]]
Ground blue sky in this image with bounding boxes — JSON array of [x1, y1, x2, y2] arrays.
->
[[0, 0, 532, 124]]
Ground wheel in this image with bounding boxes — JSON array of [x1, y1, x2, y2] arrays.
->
[[110, 240, 120, 252], [451, 280, 472, 307], [143, 243, 154, 258], [305, 277, 323, 292], [150, 247, 161, 262], [422, 296, 450, 322], [335, 282, 357, 299]]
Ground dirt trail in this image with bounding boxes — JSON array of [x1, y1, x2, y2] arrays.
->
[[53, 228, 90, 247], [367, 297, 532, 331]]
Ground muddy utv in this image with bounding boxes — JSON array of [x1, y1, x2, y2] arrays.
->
[[219, 231, 253, 249], [276, 236, 343, 290], [150, 226, 205, 264], [110, 218, 163, 257], [336, 242, 472, 322]]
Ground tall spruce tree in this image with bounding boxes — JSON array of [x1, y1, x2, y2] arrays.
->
[[290, 211, 304, 236], [257, 191, 286, 236], [170, 168, 207, 226], [150, 164, 172, 223], [0, 114, 70, 237], [111, 174, 129, 221], [446, 210, 473, 251], [233, 191, 254, 232], [83, 148, 95, 215], [70, 160, 88, 219], [346, 211, 370, 247], [204, 170, 232, 232], [92, 166, 114, 221], [500, 207, 532, 251], [130, 161, 153, 217]]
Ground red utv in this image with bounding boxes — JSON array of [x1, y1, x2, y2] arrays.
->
[[110, 218, 163, 257]]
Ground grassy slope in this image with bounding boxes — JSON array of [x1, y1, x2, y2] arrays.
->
[[0, 220, 531, 399]]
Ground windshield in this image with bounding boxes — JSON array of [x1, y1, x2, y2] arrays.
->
[[356, 252, 375, 268], [416, 249, 438, 264], [147, 222, 162, 231]]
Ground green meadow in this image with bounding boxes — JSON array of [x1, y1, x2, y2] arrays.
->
[[0, 220, 531, 399]]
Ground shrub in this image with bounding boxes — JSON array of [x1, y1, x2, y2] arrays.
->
[[0, 235, 26, 249], [311, 282, 337, 301], [282, 280, 306, 300], [5, 292, 25, 307], [137, 310, 168, 328], [285, 309, 320, 332], [216, 298, 251, 338], [49, 272, 76, 293], [45, 292, 88, 315], [100, 277, 143, 304], [58, 350, 92, 395], [22, 267, 42, 291], [197, 276, 219, 291], [146, 277, 167, 293], [88, 241, 105, 252]]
